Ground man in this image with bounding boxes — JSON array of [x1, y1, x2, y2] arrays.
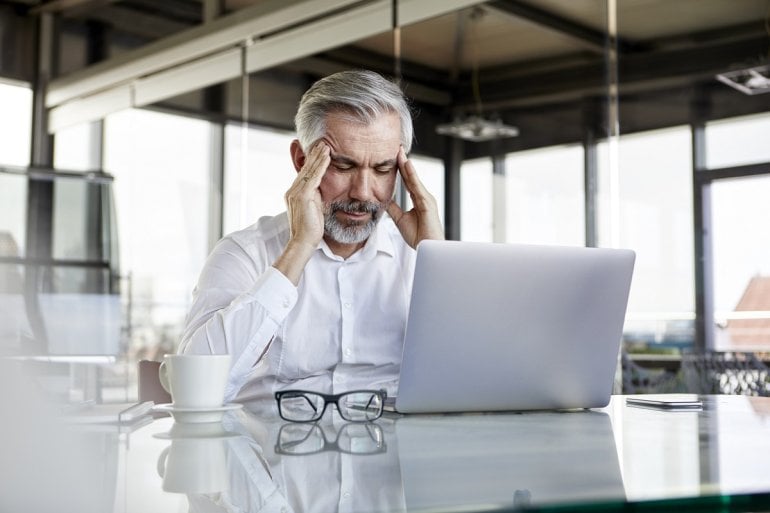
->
[[179, 70, 443, 402]]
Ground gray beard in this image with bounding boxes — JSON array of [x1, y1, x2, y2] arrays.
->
[[324, 200, 384, 244]]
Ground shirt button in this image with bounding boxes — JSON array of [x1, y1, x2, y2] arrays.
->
[[282, 298, 290, 308], [343, 302, 352, 309], [343, 492, 351, 499], [344, 348, 352, 357]]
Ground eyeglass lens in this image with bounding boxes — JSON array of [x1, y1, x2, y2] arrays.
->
[[279, 392, 326, 422], [337, 392, 384, 421]]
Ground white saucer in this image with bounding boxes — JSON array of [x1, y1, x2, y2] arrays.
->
[[154, 422, 240, 440], [152, 403, 243, 424]]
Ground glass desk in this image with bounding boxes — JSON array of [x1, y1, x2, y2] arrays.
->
[[5, 395, 770, 512]]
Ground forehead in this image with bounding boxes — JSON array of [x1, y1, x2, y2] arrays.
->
[[323, 111, 401, 154]]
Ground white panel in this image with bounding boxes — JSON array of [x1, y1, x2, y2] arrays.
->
[[245, 0, 391, 74], [133, 48, 241, 107], [46, 0, 360, 108], [398, 0, 486, 26], [48, 85, 132, 133], [45, 0, 488, 133]]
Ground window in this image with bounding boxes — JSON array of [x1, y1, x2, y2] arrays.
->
[[0, 82, 33, 258], [104, 109, 211, 353], [460, 157, 493, 242], [223, 124, 296, 234], [706, 112, 770, 169], [0, 82, 32, 167], [505, 144, 584, 246], [706, 112, 770, 350], [598, 126, 694, 350], [53, 122, 98, 171]]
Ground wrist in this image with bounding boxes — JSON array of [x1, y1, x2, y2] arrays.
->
[[273, 238, 317, 286]]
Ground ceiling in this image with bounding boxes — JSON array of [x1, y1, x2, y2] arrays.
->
[[4, 0, 770, 157]]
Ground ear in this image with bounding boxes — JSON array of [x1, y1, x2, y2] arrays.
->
[[289, 140, 305, 173]]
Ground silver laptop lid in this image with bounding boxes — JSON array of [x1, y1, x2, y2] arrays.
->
[[395, 240, 635, 413]]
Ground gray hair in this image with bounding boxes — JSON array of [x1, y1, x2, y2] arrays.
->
[[294, 70, 413, 153]]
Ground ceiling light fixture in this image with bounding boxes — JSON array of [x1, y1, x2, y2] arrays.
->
[[436, 115, 519, 142], [436, 7, 519, 143], [716, 64, 770, 95]]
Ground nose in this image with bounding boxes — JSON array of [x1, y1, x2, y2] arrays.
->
[[348, 169, 375, 202]]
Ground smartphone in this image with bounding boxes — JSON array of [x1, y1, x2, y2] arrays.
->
[[626, 396, 703, 410]]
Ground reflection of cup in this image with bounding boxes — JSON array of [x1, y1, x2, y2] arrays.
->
[[158, 354, 230, 408], [156, 424, 230, 494]]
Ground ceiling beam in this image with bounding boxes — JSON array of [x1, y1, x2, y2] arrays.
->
[[29, 0, 116, 15], [46, 0, 364, 108], [76, 5, 192, 40], [451, 34, 770, 111], [485, 0, 637, 55]]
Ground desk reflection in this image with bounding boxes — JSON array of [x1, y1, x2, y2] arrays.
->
[[393, 411, 625, 511], [166, 404, 625, 513], [169, 407, 403, 513]]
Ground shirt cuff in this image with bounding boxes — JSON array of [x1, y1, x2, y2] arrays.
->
[[245, 266, 298, 322]]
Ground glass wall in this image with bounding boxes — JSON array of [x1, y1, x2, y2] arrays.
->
[[460, 157, 493, 242], [0, 82, 32, 354], [0, 82, 32, 167], [53, 122, 97, 171], [505, 144, 584, 246], [706, 113, 770, 169], [598, 126, 695, 351], [223, 124, 296, 234], [0, 82, 32, 257], [104, 109, 211, 356], [706, 112, 770, 351]]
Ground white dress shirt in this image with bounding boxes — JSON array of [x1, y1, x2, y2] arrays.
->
[[179, 212, 416, 402]]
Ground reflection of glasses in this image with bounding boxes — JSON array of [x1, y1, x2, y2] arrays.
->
[[275, 389, 386, 423], [275, 422, 386, 455]]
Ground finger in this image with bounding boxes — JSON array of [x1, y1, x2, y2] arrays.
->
[[397, 146, 428, 198], [398, 146, 435, 210], [303, 142, 330, 180], [293, 143, 329, 192], [386, 199, 405, 223]]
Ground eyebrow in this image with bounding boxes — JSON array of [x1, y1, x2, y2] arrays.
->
[[330, 153, 397, 169]]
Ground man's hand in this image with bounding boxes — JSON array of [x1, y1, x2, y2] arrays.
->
[[274, 142, 330, 285], [387, 146, 445, 248]]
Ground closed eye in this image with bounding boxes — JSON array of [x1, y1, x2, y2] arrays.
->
[[330, 155, 356, 171]]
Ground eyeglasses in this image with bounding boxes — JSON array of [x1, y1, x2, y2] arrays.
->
[[274, 389, 387, 423], [275, 422, 385, 455]]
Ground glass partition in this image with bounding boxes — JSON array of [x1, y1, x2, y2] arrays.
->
[[103, 108, 211, 357], [0, 168, 120, 356], [0, 82, 32, 167], [223, 124, 296, 234], [505, 144, 585, 246], [598, 127, 695, 351]]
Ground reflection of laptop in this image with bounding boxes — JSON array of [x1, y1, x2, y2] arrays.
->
[[395, 412, 626, 510], [389, 240, 635, 414]]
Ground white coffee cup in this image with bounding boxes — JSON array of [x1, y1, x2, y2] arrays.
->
[[158, 354, 231, 409]]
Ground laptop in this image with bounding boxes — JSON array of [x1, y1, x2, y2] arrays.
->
[[388, 240, 635, 414]]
